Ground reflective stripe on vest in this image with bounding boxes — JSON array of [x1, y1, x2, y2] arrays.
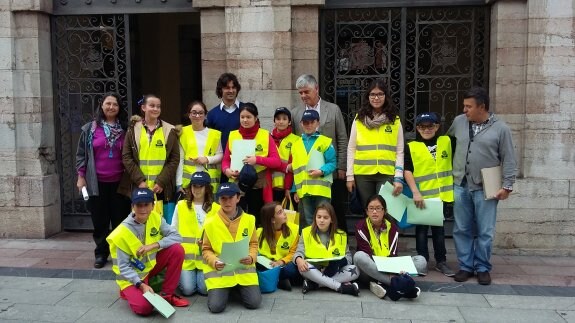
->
[[408, 136, 454, 202], [272, 133, 299, 189], [106, 211, 163, 290], [175, 200, 213, 271], [203, 213, 258, 290], [354, 117, 401, 175], [256, 222, 299, 261], [292, 135, 333, 199], [139, 128, 167, 189], [366, 218, 392, 257], [301, 226, 347, 260], [228, 129, 270, 174], [180, 126, 222, 193]]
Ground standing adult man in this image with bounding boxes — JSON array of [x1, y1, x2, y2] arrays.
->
[[447, 87, 517, 285], [206, 72, 242, 154], [291, 74, 348, 231]]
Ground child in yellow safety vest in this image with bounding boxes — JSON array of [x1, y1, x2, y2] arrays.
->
[[293, 202, 360, 296], [257, 202, 301, 291], [404, 112, 456, 277], [171, 171, 220, 296], [270, 107, 299, 203]]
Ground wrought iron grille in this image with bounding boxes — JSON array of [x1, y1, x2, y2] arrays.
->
[[53, 15, 132, 220], [320, 6, 489, 138]]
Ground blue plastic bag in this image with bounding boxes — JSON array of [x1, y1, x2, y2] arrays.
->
[[397, 181, 415, 229], [257, 266, 281, 293], [163, 201, 176, 225]]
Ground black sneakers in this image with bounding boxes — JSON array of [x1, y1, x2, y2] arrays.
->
[[302, 279, 319, 294], [338, 282, 360, 296]]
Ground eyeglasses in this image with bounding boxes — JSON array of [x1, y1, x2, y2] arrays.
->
[[368, 93, 385, 99], [367, 206, 384, 212], [416, 124, 436, 130], [190, 111, 205, 116]]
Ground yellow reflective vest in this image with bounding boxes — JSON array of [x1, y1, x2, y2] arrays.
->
[[202, 213, 258, 290], [301, 226, 347, 260], [228, 129, 269, 173], [366, 218, 392, 257], [139, 127, 167, 189], [175, 200, 220, 271], [407, 136, 454, 202], [272, 133, 299, 189], [354, 116, 401, 175], [292, 135, 333, 199], [256, 222, 299, 261], [107, 211, 163, 290], [179, 126, 222, 193]]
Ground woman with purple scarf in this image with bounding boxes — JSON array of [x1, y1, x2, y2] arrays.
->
[[76, 92, 131, 269]]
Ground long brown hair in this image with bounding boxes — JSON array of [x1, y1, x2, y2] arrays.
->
[[259, 202, 291, 251], [185, 183, 214, 213], [310, 201, 339, 245], [357, 79, 397, 122]]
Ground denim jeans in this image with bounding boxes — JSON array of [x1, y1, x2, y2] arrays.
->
[[179, 269, 207, 296], [453, 182, 499, 273], [298, 195, 331, 229]]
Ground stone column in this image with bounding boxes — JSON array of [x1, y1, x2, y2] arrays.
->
[[0, 1, 60, 238], [194, 0, 323, 129]]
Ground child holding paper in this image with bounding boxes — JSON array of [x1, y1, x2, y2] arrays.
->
[[257, 202, 301, 290], [287, 109, 337, 228], [201, 182, 262, 313], [353, 194, 424, 301], [293, 202, 360, 296], [221, 103, 281, 221], [404, 112, 455, 277], [171, 171, 220, 296]]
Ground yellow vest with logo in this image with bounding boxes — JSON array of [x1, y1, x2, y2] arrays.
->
[[354, 116, 401, 175], [408, 136, 454, 202], [366, 218, 392, 257], [203, 212, 258, 290], [256, 222, 299, 261], [302, 226, 347, 260], [179, 126, 222, 193], [292, 135, 333, 199], [139, 128, 167, 189], [272, 133, 299, 189], [107, 211, 163, 290], [175, 200, 219, 271], [228, 129, 270, 174]]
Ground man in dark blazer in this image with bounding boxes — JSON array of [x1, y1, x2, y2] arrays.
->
[[291, 74, 349, 230]]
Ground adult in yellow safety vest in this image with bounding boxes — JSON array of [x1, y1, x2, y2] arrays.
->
[[222, 103, 281, 222], [346, 79, 405, 207], [121, 94, 180, 224], [404, 112, 456, 277], [171, 171, 220, 296], [292, 201, 360, 296], [176, 101, 222, 194], [201, 182, 262, 313], [106, 188, 188, 316], [353, 194, 425, 301], [270, 107, 299, 203]]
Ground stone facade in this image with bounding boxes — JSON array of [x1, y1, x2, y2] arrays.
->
[[0, 0, 573, 255]]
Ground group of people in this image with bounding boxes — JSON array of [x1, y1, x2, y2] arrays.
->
[[75, 72, 517, 316]]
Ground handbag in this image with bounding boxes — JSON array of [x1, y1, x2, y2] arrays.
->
[[257, 266, 281, 293], [282, 196, 299, 225]]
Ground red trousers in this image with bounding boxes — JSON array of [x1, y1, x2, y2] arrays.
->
[[119, 243, 184, 316]]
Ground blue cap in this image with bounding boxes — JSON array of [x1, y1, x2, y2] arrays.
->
[[274, 107, 292, 121], [415, 113, 439, 125], [131, 188, 154, 204], [190, 171, 211, 186], [216, 182, 241, 198], [301, 109, 320, 122]]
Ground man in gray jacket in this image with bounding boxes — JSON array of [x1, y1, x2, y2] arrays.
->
[[447, 87, 517, 285]]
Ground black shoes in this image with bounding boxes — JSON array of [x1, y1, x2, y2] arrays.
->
[[453, 270, 474, 282], [338, 282, 360, 296], [277, 279, 292, 291], [301, 279, 319, 294], [477, 272, 492, 285], [94, 256, 108, 269]]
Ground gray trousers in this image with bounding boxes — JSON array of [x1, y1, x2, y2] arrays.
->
[[300, 264, 360, 291], [355, 174, 393, 207], [207, 285, 262, 313], [353, 251, 427, 286]]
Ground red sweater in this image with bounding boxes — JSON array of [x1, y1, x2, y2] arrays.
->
[[355, 218, 399, 258]]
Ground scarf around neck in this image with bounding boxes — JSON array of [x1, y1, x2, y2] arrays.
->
[[238, 122, 261, 139], [363, 112, 390, 130], [271, 125, 293, 146]]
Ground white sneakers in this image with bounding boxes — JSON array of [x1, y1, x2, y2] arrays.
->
[[369, 281, 387, 299]]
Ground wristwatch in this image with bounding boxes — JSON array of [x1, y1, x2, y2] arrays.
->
[[135, 281, 144, 289]]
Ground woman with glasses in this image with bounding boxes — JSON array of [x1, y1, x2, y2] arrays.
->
[[353, 194, 426, 301], [176, 101, 223, 194], [346, 79, 404, 207]]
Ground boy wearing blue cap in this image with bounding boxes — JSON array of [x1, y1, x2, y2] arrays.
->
[[287, 109, 337, 228], [107, 188, 189, 316], [404, 113, 455, 277], [201, 182, 262, 313]]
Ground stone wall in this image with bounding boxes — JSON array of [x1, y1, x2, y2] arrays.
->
[[490, 0, 575, 255], [0, 1, 60, 238]]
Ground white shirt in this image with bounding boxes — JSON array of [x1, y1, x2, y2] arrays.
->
[[219, 99, 240, 114], [305, 98, 322, 117]]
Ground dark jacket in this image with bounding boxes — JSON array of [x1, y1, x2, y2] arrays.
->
[[355, 217, 399, 258], [121, 115, 180, 200]]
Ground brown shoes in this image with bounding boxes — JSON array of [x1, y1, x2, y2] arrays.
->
[[453, 270, 474, 282], [477, 272, 492, 285]]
